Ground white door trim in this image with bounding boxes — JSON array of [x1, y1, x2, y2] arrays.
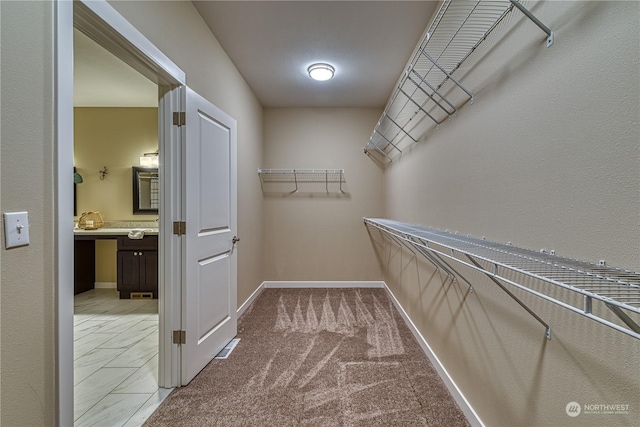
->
[[54, 2, 75, 425], [158, 85, 185, 389], [73, 0, 185, 86], [56, 0, 186, 423]]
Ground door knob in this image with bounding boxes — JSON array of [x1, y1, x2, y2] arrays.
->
[[232, 236, 240, 244]]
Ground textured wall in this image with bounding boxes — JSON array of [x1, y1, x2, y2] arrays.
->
[[108, 0, 265, 306], [1, 1, 56, 425], [262, 108, 384, 281], [379, 1, 640, 426]]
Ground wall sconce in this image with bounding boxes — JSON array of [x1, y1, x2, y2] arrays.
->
[[99, 166, 108, 180], [140, 151, 159, 167]]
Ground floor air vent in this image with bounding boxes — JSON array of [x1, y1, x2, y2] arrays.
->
[[215, 338, 240, 359], [130, 292, 154, 299]]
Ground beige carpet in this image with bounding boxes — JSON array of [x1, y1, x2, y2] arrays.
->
[[144, 288, 470, 426]]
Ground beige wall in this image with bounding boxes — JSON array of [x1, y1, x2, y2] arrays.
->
[[1, 1, 57, 425], [107, 1, 265, 307], [74, 107, 158, 222], [380, 2, 640, 426], [94, 241, 117, 283], [262, 108, 383, 281]]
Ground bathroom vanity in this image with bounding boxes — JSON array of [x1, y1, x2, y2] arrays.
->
[[73, 227, 158, 298], [116, 235, 158, 299]]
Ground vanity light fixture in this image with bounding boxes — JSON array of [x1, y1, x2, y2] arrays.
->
[[140, 151, 159, 167], [307, 63, 335, 81], [139, 156, 153, 167]]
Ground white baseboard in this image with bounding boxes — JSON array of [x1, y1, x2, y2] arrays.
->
[[94, 282, 117, 289], [239, 280, 482, 427], [238, 281, 384, 317], [383, 283, 484, 427], [262, 281, 385, 289], [237, 282, 265, 317]]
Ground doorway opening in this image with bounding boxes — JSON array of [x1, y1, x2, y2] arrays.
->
[[59, 1, 189, 424], [72, 26, 169, 425], [59, 2, 238, 424]]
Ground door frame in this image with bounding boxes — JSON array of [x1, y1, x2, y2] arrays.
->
[[55, 0, 186, 424]]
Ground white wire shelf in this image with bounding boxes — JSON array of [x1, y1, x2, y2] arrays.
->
[[258, 169, 345, 193], [364, 0, 553, 164], [365, 218, 640, 341]]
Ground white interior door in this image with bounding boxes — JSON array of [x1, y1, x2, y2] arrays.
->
[[182, 87, 237, 385]]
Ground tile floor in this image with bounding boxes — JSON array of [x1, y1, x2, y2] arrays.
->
[[74, 289, 172, 426]]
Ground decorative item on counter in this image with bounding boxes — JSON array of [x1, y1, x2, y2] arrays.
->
[[128, 229, 151, 240], [78, 211, 105, 230]]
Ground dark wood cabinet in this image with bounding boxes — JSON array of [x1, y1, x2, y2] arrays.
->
[[117, 236, 158, 299], [74, 239, 96, 295]]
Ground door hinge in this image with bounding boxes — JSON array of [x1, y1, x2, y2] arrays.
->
[[172, 330, 186, 344], [173, 221, 186, 236], [173, 112, 186, 126]]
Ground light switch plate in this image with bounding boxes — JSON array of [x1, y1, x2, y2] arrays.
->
[[4, 211, 30, 249]]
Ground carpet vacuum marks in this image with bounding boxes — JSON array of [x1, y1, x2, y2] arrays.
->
[[144, 288, 469, 426]]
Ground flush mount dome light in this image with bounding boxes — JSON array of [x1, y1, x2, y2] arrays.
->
[[307, 63, 335, 81]]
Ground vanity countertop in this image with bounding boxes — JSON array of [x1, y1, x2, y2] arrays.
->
[[73, 227, 159, 236]]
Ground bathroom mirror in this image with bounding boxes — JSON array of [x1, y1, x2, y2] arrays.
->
[[132, 167, 159, 214]]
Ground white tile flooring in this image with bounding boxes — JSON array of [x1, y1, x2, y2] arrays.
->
[[74, 289, 172, 426]]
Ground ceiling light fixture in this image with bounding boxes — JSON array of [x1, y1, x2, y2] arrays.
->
[[307, 63, 335, 81]]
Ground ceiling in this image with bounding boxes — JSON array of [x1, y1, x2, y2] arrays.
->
[[194, 1, 438, 108], [73, 1, 439, 109], [74, 28, 158, 107]]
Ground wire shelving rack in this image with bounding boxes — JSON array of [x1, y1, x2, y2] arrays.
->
[[258, 169, 345, 193], [365, 218, 640, 341], [364, 0, 553, 164]]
